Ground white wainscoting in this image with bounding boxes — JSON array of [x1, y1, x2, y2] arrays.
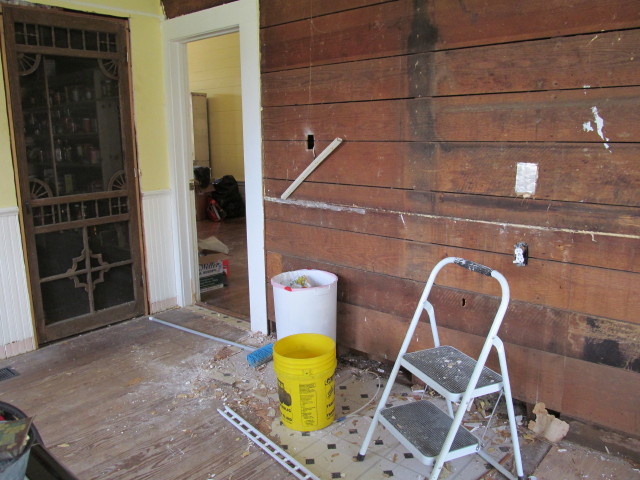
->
[[0, 207, 36, 358], [142, 190, 178, 313]]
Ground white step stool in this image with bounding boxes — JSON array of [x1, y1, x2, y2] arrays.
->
[[357, 257, 525, 480]]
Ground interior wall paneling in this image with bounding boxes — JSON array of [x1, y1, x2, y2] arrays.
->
[[261, 0, 640, 72], [0, 208, 36, 358], [142, 190, 178, 313], [260, 0, 640, 437]]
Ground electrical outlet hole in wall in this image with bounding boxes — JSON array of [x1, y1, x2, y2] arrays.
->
[[307, 134, 314, 150]]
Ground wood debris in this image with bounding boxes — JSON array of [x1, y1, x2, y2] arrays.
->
[[528, 402, 570, 443]]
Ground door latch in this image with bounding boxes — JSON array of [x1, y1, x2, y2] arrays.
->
[[189, 179, 196, 191]]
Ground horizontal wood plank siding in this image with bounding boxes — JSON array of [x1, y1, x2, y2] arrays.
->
[[268, 252, 640, 372], [261, 0, 640, 72], [260, 0, 393, 28], [260, 0, 640, 436], [161, 0, 238, 18], [263, 30, 640, 106], [265, 179, 639, 236], [264, 195, 640, 273], [263, 141, 640, 206], [265, 220, 639, 324], [338, 299, 640, 435], [263, 88, 640, 143]]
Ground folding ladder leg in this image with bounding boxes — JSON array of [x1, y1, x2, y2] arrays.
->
[[502, 388, 525, 480], [494, 338, 525, 480], [357, 360, 403, 460], [358, 262, 444, 461], [429, 393, 475, 480]]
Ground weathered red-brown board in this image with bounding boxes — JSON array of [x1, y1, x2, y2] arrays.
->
[[261, 0, 640, 71], [262, 30, 640, 105], [161, 0, 237, 18], [263, 141, 640, 206]]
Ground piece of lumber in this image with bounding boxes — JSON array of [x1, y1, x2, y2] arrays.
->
[[280, 137, 342, 199]]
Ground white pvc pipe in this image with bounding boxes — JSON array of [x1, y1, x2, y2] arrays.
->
[[149, 316, 256, 352]]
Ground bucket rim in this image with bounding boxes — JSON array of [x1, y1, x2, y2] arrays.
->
[[273, 332, 336, 351], [273, 333, 336, 372], [271, 269, 338, 290]]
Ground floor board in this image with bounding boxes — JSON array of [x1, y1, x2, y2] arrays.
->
[[0, 308, 287, 480], [197, 217, 250, 320]]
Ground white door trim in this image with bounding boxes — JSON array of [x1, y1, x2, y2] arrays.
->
[[162, 0, 267, 333]]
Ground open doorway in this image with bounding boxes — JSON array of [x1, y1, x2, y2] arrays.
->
[[162, 0, 267, 334], [187, 34, 249, 320]]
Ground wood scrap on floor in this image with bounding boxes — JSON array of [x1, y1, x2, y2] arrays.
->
[[198, 235, 230, 254], [528, 402, 570, 443]]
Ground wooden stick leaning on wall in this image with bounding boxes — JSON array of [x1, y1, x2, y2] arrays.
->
[[280, 137, 343, 200]]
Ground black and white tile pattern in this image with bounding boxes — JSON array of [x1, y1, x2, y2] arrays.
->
[[266, 366, 514, 479]]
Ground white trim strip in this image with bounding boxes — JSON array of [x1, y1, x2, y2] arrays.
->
[[162, 0, 267, 333], [142, 189, 172, 198], [0, 207, 19, 217]]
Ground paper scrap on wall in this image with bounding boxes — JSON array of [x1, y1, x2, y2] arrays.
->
[[515, 162, 538, 197]]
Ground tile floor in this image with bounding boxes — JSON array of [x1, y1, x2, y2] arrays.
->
[[194, 306, 517, 480], [264, 368, 507, 480]]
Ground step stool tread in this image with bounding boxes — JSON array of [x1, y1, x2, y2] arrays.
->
[[380, 400, 478, 460], [403, 345, 502, 395]]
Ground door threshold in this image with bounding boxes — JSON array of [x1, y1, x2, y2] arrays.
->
[[196, 302, 250, 322]]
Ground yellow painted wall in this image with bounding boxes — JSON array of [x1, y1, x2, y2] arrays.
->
[[187, 33, 244, 182], [0, 56, 15, 207], [0, 0, 168, 208]]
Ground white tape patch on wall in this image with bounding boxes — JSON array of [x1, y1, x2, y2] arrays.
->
[[515, 162, 539, 197]]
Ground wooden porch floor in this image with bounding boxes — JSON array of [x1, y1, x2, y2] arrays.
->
[[0, 307, 286, 480], [1, 307, 638, 480]]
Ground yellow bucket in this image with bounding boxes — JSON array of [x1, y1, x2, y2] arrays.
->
[[273, 333, 336, 431]]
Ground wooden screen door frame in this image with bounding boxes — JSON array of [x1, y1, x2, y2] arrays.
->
[[162, 0, 267, 334], [2, 4, 147, 343]]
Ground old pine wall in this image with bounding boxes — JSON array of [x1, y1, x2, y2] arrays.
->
[[260, 0, 640, 437], [160, 0, 640, 437]]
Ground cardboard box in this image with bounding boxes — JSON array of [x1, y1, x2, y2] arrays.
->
[[200, 272, 226, 291], [199, 252, 229, 291]]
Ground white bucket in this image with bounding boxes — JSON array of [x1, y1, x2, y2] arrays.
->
[[271, 269, 338, 341]]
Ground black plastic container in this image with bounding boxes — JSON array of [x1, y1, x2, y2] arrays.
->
[[0, 401, 42, 480]]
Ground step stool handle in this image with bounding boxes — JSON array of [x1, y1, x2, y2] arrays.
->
[[453, 258, 493, 276]]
